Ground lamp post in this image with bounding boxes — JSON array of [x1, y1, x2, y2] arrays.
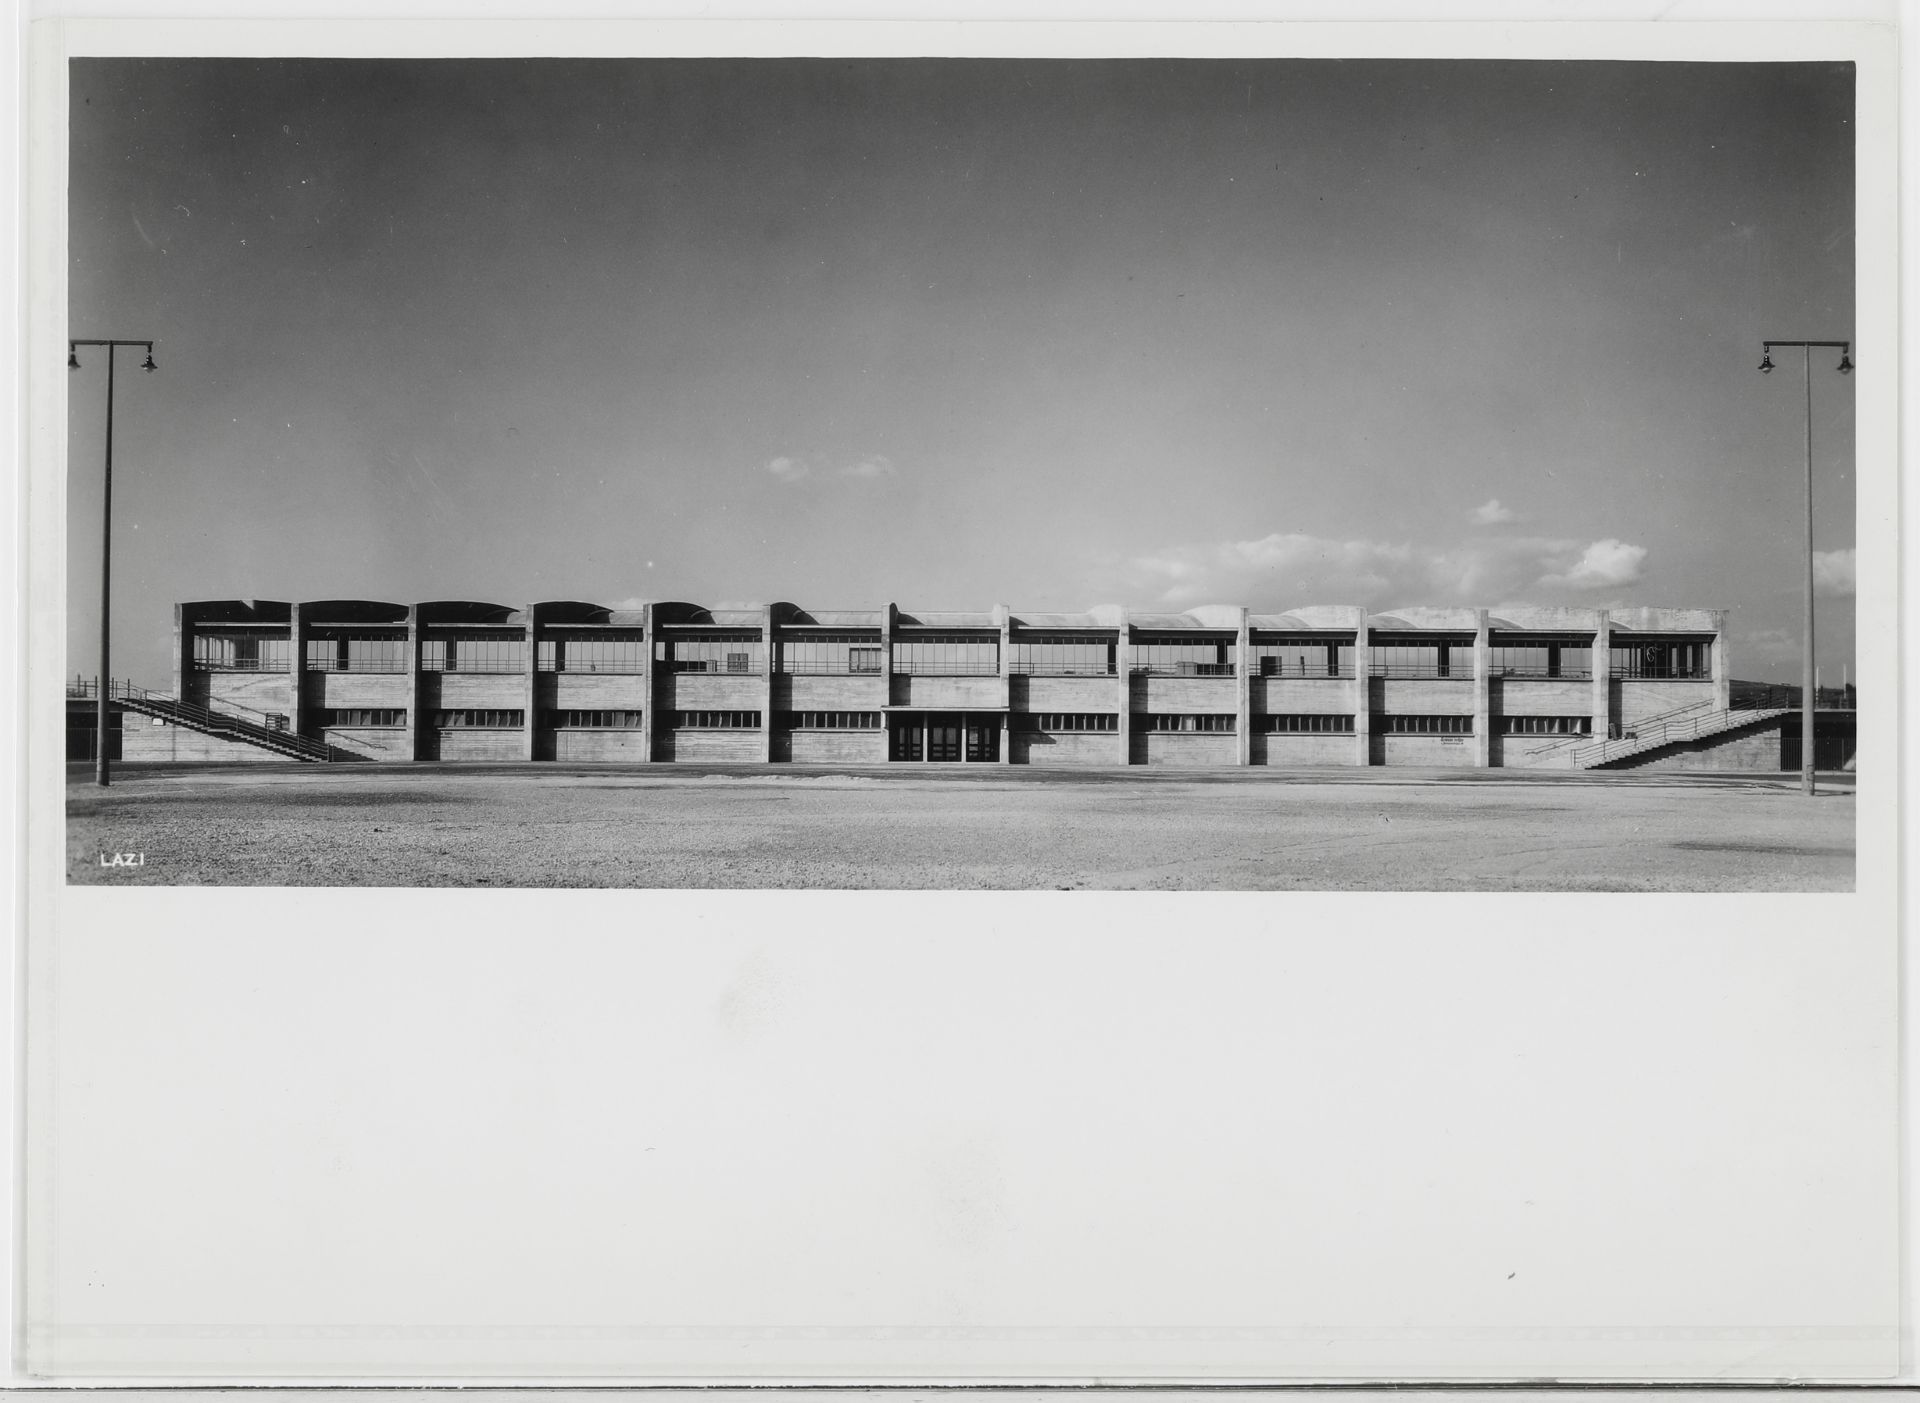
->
[[1758, 338, 1851, 796], [69, 338, 157, 787]]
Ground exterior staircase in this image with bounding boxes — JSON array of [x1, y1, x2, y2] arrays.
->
[[1568, 702, 1794, 769], [71, 678, 338, 762]]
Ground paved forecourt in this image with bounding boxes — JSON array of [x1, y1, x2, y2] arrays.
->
[[66, 761, 1855, 891]]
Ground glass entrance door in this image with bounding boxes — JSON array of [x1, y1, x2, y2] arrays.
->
[[965, 718, 999, 762], [927, 719, 962, 762], [889, 712, 1002, 761]]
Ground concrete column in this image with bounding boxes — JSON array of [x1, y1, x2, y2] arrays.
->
[[882, 603, 897, 761], [640, 604, 657, 763], [287, 602, 306, 739], [405, 604, 423, 761], [1235, 606, 1251, 765], [1590, 611, 1611, 741], [1472, 609, 1491, 767], [172, 603, 190, 702], [1353, 617, 1372, 766], [996, 603, 1012, 764], [1709, 610, 1730, 712], [761, 605, 776, 763], [1115, 610, 1133, 766], [523, 603, 539, 762]]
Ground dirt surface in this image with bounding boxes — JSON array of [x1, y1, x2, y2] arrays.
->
[[65, 762, 1855, 890]]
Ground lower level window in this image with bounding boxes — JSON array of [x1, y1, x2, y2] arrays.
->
[[1144, 713, 1235, 733], [1260, 714, 1353, 734], [675, 710, 760, 729], [1382, 714, 1471, 734], [1499, 715, 1591, 735], [783, 711, 881, 729], [434, 709, 524, 728], [548, 710, 644, 729], [322, 708, 406, 727], [1019, 713, 1117, 732]]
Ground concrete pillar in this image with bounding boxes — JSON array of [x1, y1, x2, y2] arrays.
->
[[405, 604, 423, 761], [641, 604, 657, 763], [172, 603, 190, 702], [1709, 610, 1730, 712], [288, 602, 306, 739], [523, 603, 539, 762], [1472, 608, 1492, 768], [761, 605, 776, 764], [882, 603, 897, 761], [1590, 610, 1611, 741], [1353, 616, 1372, 766], [1115, 610, 1133, 766], [1235, 606, 1251, 766], [996, 603, 1013, 764]]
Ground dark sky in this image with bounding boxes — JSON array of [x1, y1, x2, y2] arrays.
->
[[68, 57, 1855, 686]]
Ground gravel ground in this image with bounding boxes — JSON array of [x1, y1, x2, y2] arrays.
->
[[66, 762, 1855, 890]]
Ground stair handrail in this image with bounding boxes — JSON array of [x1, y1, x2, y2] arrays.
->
[[1571, 703, 1793, 768], [1525, 693, 1720, 761], [74, 676, 335, 761]]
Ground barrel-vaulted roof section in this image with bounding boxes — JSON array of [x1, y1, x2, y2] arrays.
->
[[419, 601, 526, 625], [182, 600, 291, 623], [301, 600, 409, 625], [894, 610, 998, 629], [771, 604, 884, 628]]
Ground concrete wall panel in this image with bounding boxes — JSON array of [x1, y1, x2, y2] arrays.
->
[[552, 730, 649, 761], [786, 731, 887, 765], [316, 672, 409, 708], [434, 674, 529, 709], [661, 730, 763, 763], [1492, 734, 1583, 768], [320, 727, 413, 760], [669, 675, 767, 710], [1382, 734, 1476, 766], [1139, 733, 1237, 766], [1139, 677, 1240, 712], [430, 729, 524, 761], [198, 672, 293, 714], [1377, 679, 1475, 714], [1254, 678, 1354, 714], [1013, 731, 1114, 765], [551, 674, 650, 708], [1021, 676, 1120, 711], [120, 723, 284, 762], [1490, 679, 1591, 716], [780, 677, 888, 710], [898, 676, 1006, 709], [1251, 734, 1354, 767], [1617, 680, 1716, 727]]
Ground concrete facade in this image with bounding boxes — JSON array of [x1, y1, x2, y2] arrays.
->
[[153, 598, 1736, 768]]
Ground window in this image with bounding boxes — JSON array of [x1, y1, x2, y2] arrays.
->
[[777, 634, 885, 675], [420, 633, 528, 673], [1489, 641, 1592, 679], [192, 632, 291, 671], [538, 634, 646, 673], [1251, 638, 1354, 678], [891, 635, 999, 675], [1369, 641, 1471, 678], [1498, 715, 1591, 735], [782, 711, 882, 729], [547, 710, 644, 729], [1131, 636, 1235, 676], [1008, 636, 1115, 676], [320, 708, 407, 727], [1381, 714, 1472, 734], [433, 709, 524, 728], [665, 633, 764, 674], [306, 635, 408, 673], [674, 710, 760, 729], [1016, 712, 1118, 732], [1610, 641, 1711, 680], [1260, 714, 1354, 733], [1144, 713, 1235, 733]]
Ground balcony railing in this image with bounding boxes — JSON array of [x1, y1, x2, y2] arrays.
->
[[1131, 663, 1237, 677], [671, 660, 766, 676], [1254, 662, 1355, 679], [1491, 667, 1593, 681], [776, 659, 887, 676], [305, 658, 410, 673], [1369, 664, 1471, 680], [891, 660, 1001, 676], [1006, 662, 1116, 676]]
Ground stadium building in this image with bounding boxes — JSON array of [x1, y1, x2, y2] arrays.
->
[[64, 598, 1857, 772]]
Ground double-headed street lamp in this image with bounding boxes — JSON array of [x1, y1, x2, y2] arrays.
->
[[1758, 338, 1850, 797], [69, 338, 156, 788]]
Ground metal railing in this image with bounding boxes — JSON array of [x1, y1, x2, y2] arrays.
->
[[1732, 684, 1856, 710], [1254, 662, 1355, 679], [68, 677, 335, 761], [1006, 662, 1116, 676], [1369, 664, 1471, 680], [1131, 663, 1237, 677], [775, 660, 888, 676], [1568, 702, 1793, 769], [1490, 668, 1593, 681], [892, 660, 1000, 676]]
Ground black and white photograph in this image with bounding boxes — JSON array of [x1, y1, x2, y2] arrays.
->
[[15, 11, 1903, 1389], [56, 40, 1870, 891]]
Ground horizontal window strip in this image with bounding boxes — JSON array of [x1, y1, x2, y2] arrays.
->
[[1259, 714, 1354, 734], [320, 708, 407, 727], [1381, 714, 1472, 735], [781, 711, 882, 729], [1016, 713, 1117, 732], [1498, 715, 1592, 736], [674, 710, 761, 729], [547, 710, 645, 729], [433, 709, 524, 729], [1143, 713, 1236, 733]]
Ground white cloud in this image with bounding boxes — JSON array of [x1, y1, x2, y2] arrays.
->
[[1814, 547, 1855, 597], [1469, 498, 1517, 525], [1537, 538, 1647, 590], [1130, 531, 1652, 605], [839, 455, 896, 479], [765, 455, 810, 483]]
